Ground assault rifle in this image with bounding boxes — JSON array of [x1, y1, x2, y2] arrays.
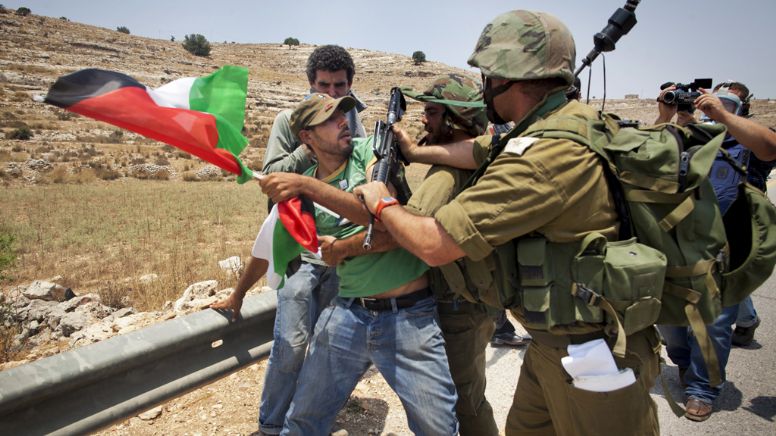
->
[[362, 87, 411, 250]]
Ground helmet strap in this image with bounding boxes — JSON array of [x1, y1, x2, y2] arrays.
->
[[482, 76, 514, 124]]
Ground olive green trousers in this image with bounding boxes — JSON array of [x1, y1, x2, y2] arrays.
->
[[506, 326, 661, 436], [438, 301, 499, 436]]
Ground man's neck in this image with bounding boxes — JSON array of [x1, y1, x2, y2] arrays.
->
[[449, 130, 474, 143], [315, 154, 347, 180]]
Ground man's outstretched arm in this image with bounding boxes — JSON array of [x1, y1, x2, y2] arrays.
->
[[259, 173, 373, 226], [210, 256, 268, 321], [695, 90, 776, 161]]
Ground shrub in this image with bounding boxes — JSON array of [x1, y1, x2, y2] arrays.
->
[[182, 34, 211, 57], [412, 51, 427, 65], [0, 298, 22, 363], [46, 165, 70, 184], [15, 7, 31, 16], [116, 26, 130, 34], [6, 126, 32, 140], [57, 110, 76, 121], [0, 230, 15, 282], [94, 164, 121, 180], [109, 129, 124, 143], [283, 37, 300, 46]]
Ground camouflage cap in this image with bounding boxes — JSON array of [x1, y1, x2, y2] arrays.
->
[[290, 93, 356, 138], [402, 74, 488, 136], [468, 10, 575, 85]]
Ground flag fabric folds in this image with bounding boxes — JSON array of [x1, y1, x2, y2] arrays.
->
[[252, 197, 320, 289], [43, 66, 253, 183]]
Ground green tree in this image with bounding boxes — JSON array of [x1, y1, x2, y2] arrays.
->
[[15, 6, 31, 16], [412, 51, 427, 65], [283, 37, 300, 46], [116, 26, 130, 34], [182, 34, 211, 57]]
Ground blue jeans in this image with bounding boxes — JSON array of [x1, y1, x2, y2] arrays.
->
[[658, 304, 738, 403], [259, 262, 339, 435], [736, 296, 758, 328], [281, 296, 459, 436]]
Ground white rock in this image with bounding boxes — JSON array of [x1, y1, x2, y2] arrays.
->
[[22, 280, 71, 302], [138, 273, 159, 285], [218, 256, 243, 277], [174, 280, 218, 312], [59, 293, 100, 312], [138, 406, 163, 421], [22, 299, 57, 321], [59, 310, 99, 337]]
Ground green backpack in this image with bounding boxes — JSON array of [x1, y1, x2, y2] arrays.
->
[[522, 113, 776, 387]]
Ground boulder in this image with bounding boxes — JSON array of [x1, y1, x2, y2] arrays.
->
[[174, 280, 218, 312], [59, 311, 99, 337], [23, 299, 58, 322], [22, 280, 74, 302]]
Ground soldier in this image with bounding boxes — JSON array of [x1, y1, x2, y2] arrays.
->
[[355, 10, 661, 435]]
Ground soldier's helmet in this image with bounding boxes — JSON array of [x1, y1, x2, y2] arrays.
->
[[402, 74, 488, 136], [468, 10, 576, 85]]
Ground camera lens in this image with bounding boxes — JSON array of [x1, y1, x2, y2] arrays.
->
[[662, 91, 677, 105]]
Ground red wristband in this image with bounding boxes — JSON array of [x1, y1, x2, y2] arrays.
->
[[374, 196, 399, 221]]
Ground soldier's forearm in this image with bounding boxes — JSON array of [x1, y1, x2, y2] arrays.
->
[[409, 139, 479, 169], [379, 206, 465, 266]]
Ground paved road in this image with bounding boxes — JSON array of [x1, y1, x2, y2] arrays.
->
[[482, 186, 776, 435]]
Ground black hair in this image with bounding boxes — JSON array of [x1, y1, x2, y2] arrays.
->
[[306, 45, 355, 84]]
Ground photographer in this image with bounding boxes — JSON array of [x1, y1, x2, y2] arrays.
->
[[655, 80, 776, 421]]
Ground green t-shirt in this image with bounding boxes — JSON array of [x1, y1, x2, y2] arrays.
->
[[304, 137, 428, 297]]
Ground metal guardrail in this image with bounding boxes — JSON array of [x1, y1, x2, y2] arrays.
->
[[0, 292, 277, 435]]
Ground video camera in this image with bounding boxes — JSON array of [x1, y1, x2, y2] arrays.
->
[[659, 78, 712, 112]]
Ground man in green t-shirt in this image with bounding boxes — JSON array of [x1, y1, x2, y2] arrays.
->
[[260, 93, 458, 435], [255, 45, 366, 436], [320, 74, 512, 435]]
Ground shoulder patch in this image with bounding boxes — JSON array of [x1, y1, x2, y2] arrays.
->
[[504, 137, 539, 156]]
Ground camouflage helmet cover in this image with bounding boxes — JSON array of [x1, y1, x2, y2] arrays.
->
[[468, 10, 576, 85], [402, 73, 488, 136]]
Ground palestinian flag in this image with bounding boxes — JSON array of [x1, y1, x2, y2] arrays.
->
[[252, 197, 319, 289], [42, 66, 253, 183]]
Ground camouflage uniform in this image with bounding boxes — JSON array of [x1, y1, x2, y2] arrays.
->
[[404, 74, 499, 436], [432, 11, 660, 435]]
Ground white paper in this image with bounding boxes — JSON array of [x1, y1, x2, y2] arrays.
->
[[561, 339, 618, 378], [572, 368, 636, 392], [561, 338, 636, 392]]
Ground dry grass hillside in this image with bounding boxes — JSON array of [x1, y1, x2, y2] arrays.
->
[[0, 10, 472, 313]]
